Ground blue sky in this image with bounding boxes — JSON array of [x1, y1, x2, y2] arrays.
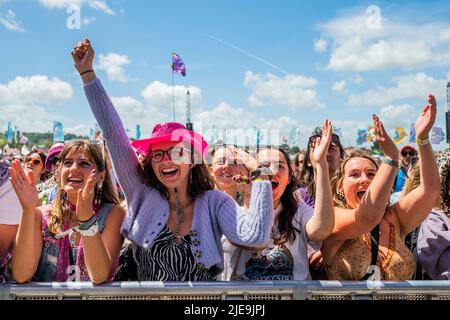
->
[[1, 0, 450, 150]]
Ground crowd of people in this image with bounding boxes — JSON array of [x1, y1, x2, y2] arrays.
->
[[1, 38, 449, 284]]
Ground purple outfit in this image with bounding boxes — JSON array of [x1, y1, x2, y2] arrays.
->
[[417, 210, 450, 280], [83, 78, 273, 276], [298, 187, 315, 208]]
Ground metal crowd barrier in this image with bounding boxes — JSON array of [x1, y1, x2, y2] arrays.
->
[[1, 281, 450, 300]]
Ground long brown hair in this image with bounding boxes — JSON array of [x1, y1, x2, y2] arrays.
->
[[258, 146, 300, 244], [48, 140, 119, 235], [139, 142, 215, 198], [331, 149, 379, 209]]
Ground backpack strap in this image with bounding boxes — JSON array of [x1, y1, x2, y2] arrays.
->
[[360, 224, 380, 280]]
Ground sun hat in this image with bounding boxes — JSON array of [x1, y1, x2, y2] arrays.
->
[[45, 143, 65, 172], [131, 122, 208, 158]]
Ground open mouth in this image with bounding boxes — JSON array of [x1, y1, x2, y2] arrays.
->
[[356, 190, 366, 201], [271, 180, 279, 190], [67, 177, 84, 185], [161, 168, 178, 178], [220, 173, 232, 178]]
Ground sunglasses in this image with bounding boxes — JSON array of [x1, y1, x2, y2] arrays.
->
[[401, 151, 416, 157], [150, 146, 191, 163], [308, 133, 340, 145], [25, 157, 42, 166]]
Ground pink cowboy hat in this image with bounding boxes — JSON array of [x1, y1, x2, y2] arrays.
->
[[131, 122, 208, 158]]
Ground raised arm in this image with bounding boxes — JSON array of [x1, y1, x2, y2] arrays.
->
[[305, 119, 335, 241], [9, 160, 43, 283], [72, 39, 142, 200], [394, 95, 440, 236], [329, 115, 399, 240], [216, 181, 273, 247]]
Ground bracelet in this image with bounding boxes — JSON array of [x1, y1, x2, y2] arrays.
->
[[416, 136, 430, 146], [78, 215, 97, 231], [382, 158, 399, 168], [79, 69, 94, 76], [78, 221, 99, 237]]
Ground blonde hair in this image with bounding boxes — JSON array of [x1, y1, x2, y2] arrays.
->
[[48, 140, 119, 235], [331, 149, 379, 209]]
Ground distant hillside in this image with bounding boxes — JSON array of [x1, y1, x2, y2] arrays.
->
[[0, 132, 88, 149]]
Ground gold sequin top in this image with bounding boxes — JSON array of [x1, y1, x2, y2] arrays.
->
[[326, 220, 415, 281]]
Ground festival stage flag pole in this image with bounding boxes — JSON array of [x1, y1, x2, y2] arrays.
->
[[171, 52, 186, 122]]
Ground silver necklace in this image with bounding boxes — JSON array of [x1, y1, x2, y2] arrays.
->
[[174, 188, 185, 245]]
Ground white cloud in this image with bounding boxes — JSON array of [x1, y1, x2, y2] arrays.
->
[[38, 0, 115, 15], [348, 73, 447, 107], [141, 81, 202, 116], [244, 71, 323, 111], [440, 28, 450, 42], [81, 16, 95, 25], [0, 75, 72, 105], [0, 76, 73, 132], [332, 80, 347, 93], [0, 9, 25, 32], [66, 123, 89, 136], [380, 104, 416, 128], [353, 75, 364, 84], [97, 53, 130, 83], [193, 102, 304, 147], [313, 38, 328, 53], [317, 10, 450, 71]]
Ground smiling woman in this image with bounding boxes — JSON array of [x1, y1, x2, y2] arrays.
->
[[322, 106, 441, 281], [72, 38, 274, 282], [10, 140, 125, 284]]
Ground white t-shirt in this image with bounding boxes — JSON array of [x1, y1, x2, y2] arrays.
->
[[0, 180, 22, 225], [222, 192, 321, 281]]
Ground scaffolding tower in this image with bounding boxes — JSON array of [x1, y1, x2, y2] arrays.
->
[[186, 90, 193, 130]]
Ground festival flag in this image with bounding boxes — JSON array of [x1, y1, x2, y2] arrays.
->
[[431, 127, 445, 145], [7, 122, 13, 144], [256, 127, 261, 147], [19, 133, 28, 145], [53, 121, 64, 142], [89, 128, 95, 140], [136, 124, 141, 140], [394, 127, 407, 145], [356, 129, 367, 146], [366, 126, 375, 143], [409, 124, 416, 143], [289, 128, 296, 146], [171, 52, 186, 77]]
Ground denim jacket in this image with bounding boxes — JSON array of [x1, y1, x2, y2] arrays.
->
[[33, 203, 114, 282]]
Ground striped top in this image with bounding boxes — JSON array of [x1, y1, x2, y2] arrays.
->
[[133, 225, 215, 281]]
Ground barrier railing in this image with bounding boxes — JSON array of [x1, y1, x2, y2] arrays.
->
[[1, 281, 450, 300]]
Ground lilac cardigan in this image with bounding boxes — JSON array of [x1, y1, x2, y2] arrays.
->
[[417, 210, 450, 280], [83, 78, 273, 274]]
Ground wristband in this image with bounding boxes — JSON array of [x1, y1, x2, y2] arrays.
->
[[78, 222, 99, 237], [382, 158, 399, 168], [80, 69, 94, 76], [416, 136, 430, 146], [78, 215, 97, 231]]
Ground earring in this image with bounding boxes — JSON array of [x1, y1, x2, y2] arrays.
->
[[94, 182, 103, 209], [61, 190, 68, 204], [337, 189, 345, 198]]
